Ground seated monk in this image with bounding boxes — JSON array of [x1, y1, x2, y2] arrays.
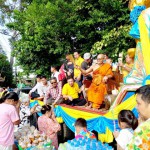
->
[[118, 48, 135, 78], [76, 54, 113, 109]]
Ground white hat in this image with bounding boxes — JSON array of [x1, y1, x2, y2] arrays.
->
[[83, 53, 91, 59]]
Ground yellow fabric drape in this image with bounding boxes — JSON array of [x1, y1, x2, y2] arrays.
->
[[30, 99, 44, 106], [105, 94, 136, 119], [139, 11, 150, 75], [98, 128, 113, 143], [61, 106, 100, 119]]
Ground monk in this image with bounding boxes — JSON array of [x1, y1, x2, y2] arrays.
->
[[76, 54, 113, 109]]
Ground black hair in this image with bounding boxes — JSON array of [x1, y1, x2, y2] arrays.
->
[[67, 76, 74, 81], [41, 75, 47, 79], [41, 104, 51, 114], [75, 118, 87, 128], [36, 74, 41, 79], [135, 85, 150, 104], [50, 77, 57, 82], [118, 110, 138, 130], [0, 92, 19, 104], [51, 66, 58, 71]]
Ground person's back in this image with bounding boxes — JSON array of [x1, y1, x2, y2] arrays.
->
[[74, 118, 96, 140], [0, 92, 19, 149], [113, 110, 138, 150], [0, 104, 18, 146]]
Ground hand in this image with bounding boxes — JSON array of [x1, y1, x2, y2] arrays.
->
[[113, 130, 119, 138], [118, 62, 123, 67], [52, 101, 57, 106], [75, 65, 80, 70], [67, 72, 71, 76], [103, 76, 108, 82], [68, 96, 73, 101], [31, 104, 38, 113]]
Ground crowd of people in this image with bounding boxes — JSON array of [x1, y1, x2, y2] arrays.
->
[[1, 51, 148, 150], [28, 50, 136, 110], [29, 52, 114, 110], [0, 84, 150, 149]]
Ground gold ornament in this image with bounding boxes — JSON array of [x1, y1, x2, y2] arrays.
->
[[129, 0, 150, 10]]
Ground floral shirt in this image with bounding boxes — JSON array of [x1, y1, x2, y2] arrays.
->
[[126, 119, 150, 150], [75, 129, 96, 140], [38, 115, 60, 149], [19, 103, 31, 128]]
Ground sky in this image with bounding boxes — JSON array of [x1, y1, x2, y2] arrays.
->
[[0, 32, 11, 60], [0, 0, 20, 61]]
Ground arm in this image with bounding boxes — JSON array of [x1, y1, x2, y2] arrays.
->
[[122, 65, 132, 72], [29, 84, 38, 94], [53, 84, 62, 104], [44, 87, 51, 104], [77, 65, 93, 75], [10, 106, 20, 125]]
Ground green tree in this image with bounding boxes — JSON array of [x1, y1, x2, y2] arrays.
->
[[5, 0, 135, 74], [0, 53, 13, 87]]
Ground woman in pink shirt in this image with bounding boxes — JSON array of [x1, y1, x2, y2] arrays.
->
[[0, 92, 20, 150], [38, 105, 60, 149]]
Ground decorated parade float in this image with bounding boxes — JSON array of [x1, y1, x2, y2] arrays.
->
[[54, 0, 150, 146], [16, 0, 150, 149]]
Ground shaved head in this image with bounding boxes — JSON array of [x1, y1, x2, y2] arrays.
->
[[97, 54, 104, 65]]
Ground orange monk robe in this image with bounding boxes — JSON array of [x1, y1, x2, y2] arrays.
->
[[87, 63, 113, 109]]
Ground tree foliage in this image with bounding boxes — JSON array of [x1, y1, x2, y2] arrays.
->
[[4, 0, 135, 74], [0, 53, 13, 87]]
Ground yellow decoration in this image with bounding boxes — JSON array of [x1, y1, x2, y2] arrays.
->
[[139, 11, 150, 75], [98, 128, 113, 143], [61, 106, 100, 119], [129, 0, 150, 10], [146, 80, 150, 85], [127, 48, 136, 58], [30, 99, 44, 106], [56, 117, 64, 123], [105, 94, 136, 119]]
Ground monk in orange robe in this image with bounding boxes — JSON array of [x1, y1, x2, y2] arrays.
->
[[77, 54, 113, 109]]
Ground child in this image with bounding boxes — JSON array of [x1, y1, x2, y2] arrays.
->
[[0, 92, 20, 150], [19, 93, 37, 128], [113, 110, 138, 150], [38, 104, 60, 149], [74, 118, 96, 139]]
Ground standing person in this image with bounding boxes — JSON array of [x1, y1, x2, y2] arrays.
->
[[62, 76, 86, 106], [64, 54, 74, 78], [38, 75, 50, 98], [81, 53, 93, 85], [0, 92, 20, 150], [113, 110, 138, 150], [74, 52, 84, 87], [51, 66, 60, 82], [81, 53, 93, 98], [103, 53, 109, 63], [38, 104, 60, 149], [29, 74, 42, 96], [76, 54, 113, 109], [126, 85, 150, 149], [44, 77, 63, 105]]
